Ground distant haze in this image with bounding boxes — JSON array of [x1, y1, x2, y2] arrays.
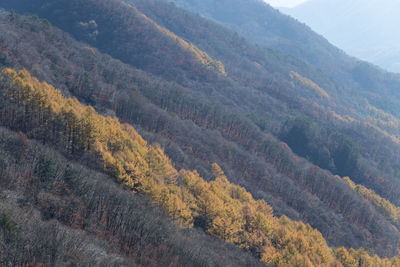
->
[[264, 0, 308, 8], [280, 0, 400, 73]]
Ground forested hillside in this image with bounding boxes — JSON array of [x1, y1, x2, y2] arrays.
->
[[124, 0, 400, 207], [1, 0, 400, 265], [0, 128, 261, 266], [168, 0, 400, 118], [2, 67, 399, 266]]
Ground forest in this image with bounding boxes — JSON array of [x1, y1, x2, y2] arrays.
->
[[0, 126, 261, 266], [1, 67, 399, 266], [1, 0, 400, 266]]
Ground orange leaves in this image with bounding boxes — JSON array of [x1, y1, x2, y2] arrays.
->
[[161, 187, 193, 225], [81, 46, 96, 55], [335, 247, 358, 267], [2, 68, 397, 266], [179, 163, 339, 266]]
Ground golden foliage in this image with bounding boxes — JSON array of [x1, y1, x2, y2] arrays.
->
[[134, 6, 227, 76], [290, 71, 330, 99], [342, 176, 400, 229], [1, 68, 399, 266]]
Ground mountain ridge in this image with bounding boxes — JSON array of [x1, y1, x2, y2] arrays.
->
[[1, 0, 400, 264]]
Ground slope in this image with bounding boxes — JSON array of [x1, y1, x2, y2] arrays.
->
[[1, 2, 400, 258], [130, 0, 400, 248], [2, 67, 400, 266], [0, 0, 226, 80], [168, 0, 400, 114], [0, 126, 261, 266]]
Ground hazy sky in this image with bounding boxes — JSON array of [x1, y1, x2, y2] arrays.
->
[[264, 0, 308, 8]]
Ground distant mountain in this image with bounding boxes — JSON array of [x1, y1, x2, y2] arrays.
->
[[282, 0, 400, 73]]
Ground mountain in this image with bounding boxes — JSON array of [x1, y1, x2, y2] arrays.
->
[[1, 0, 400, 265], [165, 0, 400, 202], [0, 67, 264, 266], [0, 61, 395, 266], [281, 0, 400, 73], [167, 0, 400, 97]]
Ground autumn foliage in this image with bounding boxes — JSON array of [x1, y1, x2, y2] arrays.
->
[[1, 68, 399, 266]]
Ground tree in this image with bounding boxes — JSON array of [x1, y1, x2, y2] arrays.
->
[[34, 155, 56, 185], [0, 211, 17, 243]]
